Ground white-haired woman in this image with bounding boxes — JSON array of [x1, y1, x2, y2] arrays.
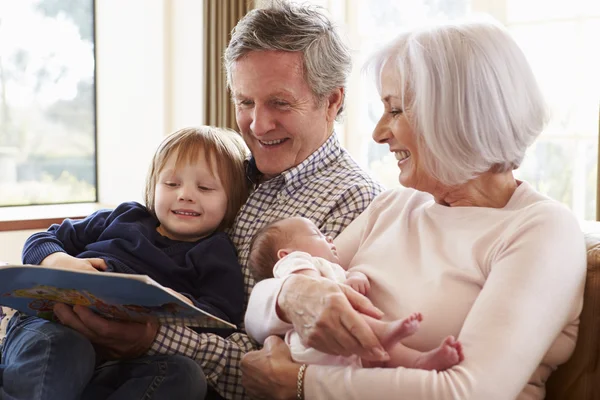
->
[[240, 19, 586, 400]]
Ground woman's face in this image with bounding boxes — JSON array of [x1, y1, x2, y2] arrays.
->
[[372, 63, 438, 193]]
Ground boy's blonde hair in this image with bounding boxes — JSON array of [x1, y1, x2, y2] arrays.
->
[[145, 126, 249, 231]]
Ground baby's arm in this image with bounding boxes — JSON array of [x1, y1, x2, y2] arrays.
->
[[344, 271, 370, 295], [292, 269, 322, 279]]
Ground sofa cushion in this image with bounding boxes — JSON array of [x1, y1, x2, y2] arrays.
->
[[546, 233, 600, 400]]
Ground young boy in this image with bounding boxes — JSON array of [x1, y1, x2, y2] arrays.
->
[[1, 126, 249, 400]]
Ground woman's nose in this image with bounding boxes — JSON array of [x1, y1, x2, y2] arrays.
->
[[372, 118, 391, 144]]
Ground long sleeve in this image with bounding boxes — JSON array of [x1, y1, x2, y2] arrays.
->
[[303, 200, 586, 399], [148, 325, 258, 399], [22, 207, 120, 265]]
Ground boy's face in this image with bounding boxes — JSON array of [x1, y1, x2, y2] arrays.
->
[[278, 217, 339, 264], [154, 151, 228, 242]]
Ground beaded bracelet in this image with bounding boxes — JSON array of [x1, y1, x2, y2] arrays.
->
[[297, 363, 308, 400]]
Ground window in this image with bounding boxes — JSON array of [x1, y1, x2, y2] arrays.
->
[[301, 0, 600, 221], [0, 0, 96, 207]]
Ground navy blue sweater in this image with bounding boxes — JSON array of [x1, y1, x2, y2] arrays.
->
[[22, 202, 244, 326]]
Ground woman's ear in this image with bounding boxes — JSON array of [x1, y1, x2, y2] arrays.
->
[[277, 249, 291, 260]]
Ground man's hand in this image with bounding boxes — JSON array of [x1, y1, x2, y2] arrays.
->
[[344, 271, 370, 296], [41, 252, 107, 273], [242, 336, 300, 400], [53, 303, 159, 360], [277, 274, 389, 362]]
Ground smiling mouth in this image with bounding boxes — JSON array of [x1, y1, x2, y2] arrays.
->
[[394, 150, 411, 162], [259, 138, 287, 146], [172, 210, 200, 216]]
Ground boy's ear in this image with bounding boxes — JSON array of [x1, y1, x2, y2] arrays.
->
[[277, 249, 291, 260]]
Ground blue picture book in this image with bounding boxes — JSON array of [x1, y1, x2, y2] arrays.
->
[[0, 265, 235, 329]]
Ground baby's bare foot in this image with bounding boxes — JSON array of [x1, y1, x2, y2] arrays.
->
[[414, 336, 464, 371], [380, 312, 423, 346]]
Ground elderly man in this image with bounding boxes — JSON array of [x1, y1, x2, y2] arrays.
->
[[48, 2, 382, 399]]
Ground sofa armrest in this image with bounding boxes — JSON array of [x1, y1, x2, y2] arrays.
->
[[545, 232, 600, 399]]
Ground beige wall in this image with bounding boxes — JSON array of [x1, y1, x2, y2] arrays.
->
[[0, 229, 41, 264]]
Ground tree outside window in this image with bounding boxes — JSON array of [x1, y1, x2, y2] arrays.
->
[[0, 0, 96, 207]]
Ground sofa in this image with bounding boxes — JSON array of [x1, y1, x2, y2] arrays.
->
[[1, 227, 599, 399], [546, 229, 600, 400]]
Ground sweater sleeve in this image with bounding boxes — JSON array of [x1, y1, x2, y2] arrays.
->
[[273, 252, 319, 279], [21, 205, 127, 265], [303, 202, 586, 400]]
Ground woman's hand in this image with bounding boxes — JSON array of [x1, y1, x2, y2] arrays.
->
[[41, 252, 107, 273], [277, 274, 389, 362], [53, 303, 159, 359], [242, 336, 300, 400]]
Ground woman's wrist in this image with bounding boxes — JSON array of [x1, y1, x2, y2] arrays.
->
[[297, 363, 308, 400], [276, 274, 300, 323]]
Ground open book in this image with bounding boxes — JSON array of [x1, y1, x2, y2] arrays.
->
[[0, 264, 235, 329]]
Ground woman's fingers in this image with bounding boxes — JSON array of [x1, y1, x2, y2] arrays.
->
[[279, 275, 386, 361], [339, 306, 388, 361], [300, 291, 386, 361], [341, 283, 384, 319]]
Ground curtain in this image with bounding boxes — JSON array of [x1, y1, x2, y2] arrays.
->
[[203, 0, 254, 130], [597, 106, 600, 221]]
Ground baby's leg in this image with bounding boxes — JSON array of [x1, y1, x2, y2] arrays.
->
[[386, 335, 464, 371], [362, 312, 422, 347]]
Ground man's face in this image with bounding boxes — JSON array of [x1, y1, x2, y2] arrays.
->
[[230, 51, 340, 178]]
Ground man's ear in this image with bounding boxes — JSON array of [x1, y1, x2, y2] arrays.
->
[[277, 249, 291, 260], [325, 87, 344, 122]]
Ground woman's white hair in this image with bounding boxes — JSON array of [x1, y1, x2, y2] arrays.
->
[[366, 18, 549, 186]]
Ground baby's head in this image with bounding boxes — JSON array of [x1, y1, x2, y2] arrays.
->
[[145, 126, 249, 242], [248, 217, 339, 282]]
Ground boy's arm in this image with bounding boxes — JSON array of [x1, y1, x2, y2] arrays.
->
[[22, 203, 136, 265]]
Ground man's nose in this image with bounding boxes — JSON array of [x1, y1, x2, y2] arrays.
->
[[250, 105, 276, 136]]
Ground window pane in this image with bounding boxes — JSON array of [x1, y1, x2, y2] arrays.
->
[[0, 0, 96, 206]]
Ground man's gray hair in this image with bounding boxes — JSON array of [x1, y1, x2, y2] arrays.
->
[[224, 0, 351, 116], [366, 18, 549, 186]]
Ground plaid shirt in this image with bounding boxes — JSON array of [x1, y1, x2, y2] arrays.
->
[[147, 133, 384, 399]]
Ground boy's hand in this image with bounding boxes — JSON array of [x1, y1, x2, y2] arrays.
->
[[164, 287, 194, 306], [344, 271, 370, 296], [41, 252, 107, 273]]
